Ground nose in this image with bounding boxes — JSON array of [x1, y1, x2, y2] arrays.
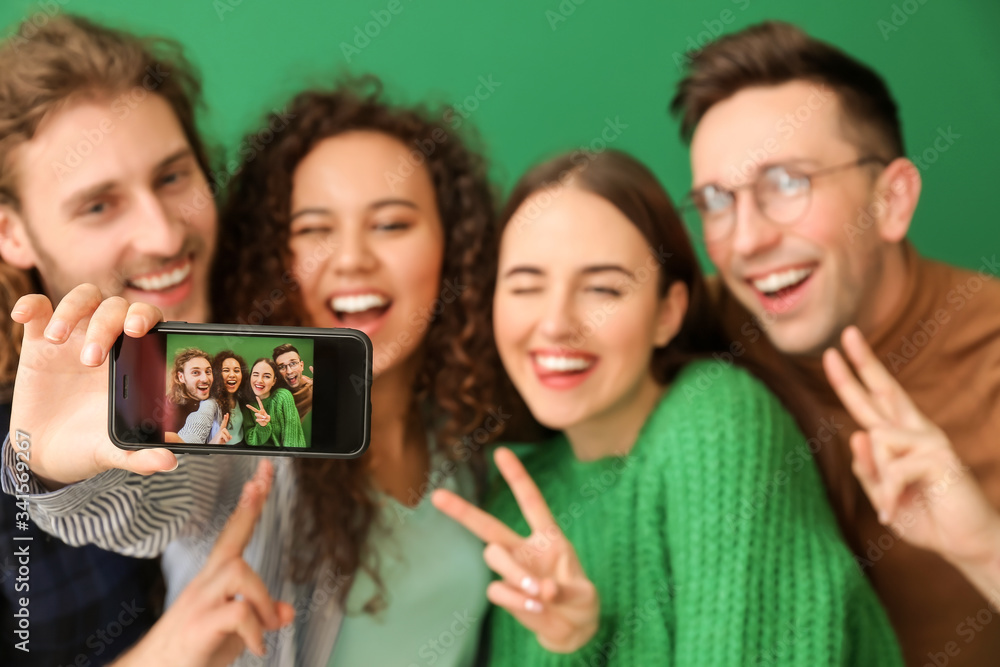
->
[[538, 285, 579, 343], [331, 223, 378, 276], [130, 190, 186, 258], [729, 190, 782, 258]]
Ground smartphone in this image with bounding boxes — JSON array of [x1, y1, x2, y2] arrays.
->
[[109, 322, 371, 458]]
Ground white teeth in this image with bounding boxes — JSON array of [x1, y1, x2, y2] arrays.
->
[[535, 355, 593, 372], [330, 293, 389, 313], [130, 261, 192, 292], [752, 267, 813, 295]]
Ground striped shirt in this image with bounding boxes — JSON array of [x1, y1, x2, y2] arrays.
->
[[1, 436, 483, 666]]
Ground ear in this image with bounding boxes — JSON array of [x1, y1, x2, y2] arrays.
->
[[873, 157, 921, 243], [653, 281, 689, 348], [0, 205, 38, 269]]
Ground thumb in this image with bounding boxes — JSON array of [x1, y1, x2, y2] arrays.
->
[[111, 448, 178, 475]]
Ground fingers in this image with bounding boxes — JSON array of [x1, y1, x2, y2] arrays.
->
[[431, 489, 521, 549], [10, 294, 54, 339], [207, 460, 274, 568], [487, 579, 544, 615], [44, 283, 104, 344], [122, 302, 164, 337], [221, 413, 230, 429], [495, 448, 559, 534], [483, 543, 549, 599], [246, 404, 260, 414], [205, 559, 280, 632], [80, 296, 129, 366], [841, 326, 920, 426], [101, 446, 178, 476], [204, 599, 266, 657], [257, 396, 264, 411], [822, 347, 886, 429]]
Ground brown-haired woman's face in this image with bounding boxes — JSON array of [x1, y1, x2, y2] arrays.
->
[[288, 131, 444, 375], [250, 360, 276, 399], [494, 187, 680, 431]]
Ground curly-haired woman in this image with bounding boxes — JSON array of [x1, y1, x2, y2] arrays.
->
[[11, 77, 504, 666]]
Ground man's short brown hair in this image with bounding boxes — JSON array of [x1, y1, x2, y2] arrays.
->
[[0, 13, 211, 210], [670, 21, 904, 160]]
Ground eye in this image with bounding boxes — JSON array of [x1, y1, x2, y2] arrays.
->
[[586, 286, 622, 297], [158, 170, 189, 188], [291, 225, 333, 237], [372, 221, 411, 232], [765, 167, 809, 195], [695, 186, 733, 215]]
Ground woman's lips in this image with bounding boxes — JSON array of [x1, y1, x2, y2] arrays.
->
[[530, 352, 599, 390]]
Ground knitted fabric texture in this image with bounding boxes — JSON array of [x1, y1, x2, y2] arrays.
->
[[486, 361, 903, 666]]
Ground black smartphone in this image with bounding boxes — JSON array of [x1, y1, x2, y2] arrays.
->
[[109, 322, 371, 458]]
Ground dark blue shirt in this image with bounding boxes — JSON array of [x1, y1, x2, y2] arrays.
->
[[0, 401, 162, 666]]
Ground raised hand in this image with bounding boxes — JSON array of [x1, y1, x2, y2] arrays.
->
[[111, 460, 294, 667], [823, 326, 1000, 568], [432, 447, 598, 653], [209, 413, 232, 445], [246, 397, 271, 427], [9, 284, 176, 489]]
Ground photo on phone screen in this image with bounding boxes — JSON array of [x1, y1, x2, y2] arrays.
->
[[110, 323, 371, 458]]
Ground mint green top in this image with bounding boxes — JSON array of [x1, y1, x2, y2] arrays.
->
[[245, 387, 306, 448], [486, 361, 903, 666], [328, 458, 491, 666]]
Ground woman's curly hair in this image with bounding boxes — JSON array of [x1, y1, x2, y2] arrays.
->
[[211, 76, 502, 605]]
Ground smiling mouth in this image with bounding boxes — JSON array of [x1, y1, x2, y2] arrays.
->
[[225, 379, 238, 391], [329, 293, 392, 327], [126, 256, 193, 292], [534, 354, 595, 374], [749, 265, 814, 297]]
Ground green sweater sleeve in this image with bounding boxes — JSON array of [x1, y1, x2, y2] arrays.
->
[[665, 364, 902, 665], [246, 390, 306, 448], [274, 388, 306, 448]]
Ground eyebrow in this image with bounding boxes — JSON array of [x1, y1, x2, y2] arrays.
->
[[503, 264, 634, 279], [290, 197, 419, 222], [61, 148, 196, 216], [691, 157, 822, 192]]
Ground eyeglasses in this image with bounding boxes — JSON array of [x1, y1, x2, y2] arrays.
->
[[276, 360, 301, 373], [683, 156, 886, 242]]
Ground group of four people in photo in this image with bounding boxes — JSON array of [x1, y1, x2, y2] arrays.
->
[[0, 12, 998, 667], [167, 344, 312, 448]]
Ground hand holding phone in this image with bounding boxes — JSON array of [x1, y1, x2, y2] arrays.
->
[[109, 321, 371, 457], [8, 285, 177, 489]]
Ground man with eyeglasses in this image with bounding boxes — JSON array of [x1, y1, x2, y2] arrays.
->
[[672, 21, 1000, 666], [272, 343, 313, 441]]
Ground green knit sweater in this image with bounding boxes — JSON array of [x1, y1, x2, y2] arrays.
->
[[245, 387, 306, 448], [486, 361, 902, 666]]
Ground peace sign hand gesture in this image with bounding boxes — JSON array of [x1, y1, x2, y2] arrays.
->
[[209, 413, 232, 445], [823, 326, 1000, 568], [432, 447, 599, 653], [246, 397, 271, 427]]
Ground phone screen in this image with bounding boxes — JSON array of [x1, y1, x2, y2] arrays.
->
[[110, 324, 371, 458]]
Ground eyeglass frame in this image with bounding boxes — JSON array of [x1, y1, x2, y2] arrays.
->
[[276, 359, 302, 373], [682, 155, 888, 242]]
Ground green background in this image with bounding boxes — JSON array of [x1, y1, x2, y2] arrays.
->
[[167, 333, 314, 442], [3, 0, 997, 272]]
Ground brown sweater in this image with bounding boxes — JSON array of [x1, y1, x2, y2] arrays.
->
[[714, 242, 1000, 666]]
